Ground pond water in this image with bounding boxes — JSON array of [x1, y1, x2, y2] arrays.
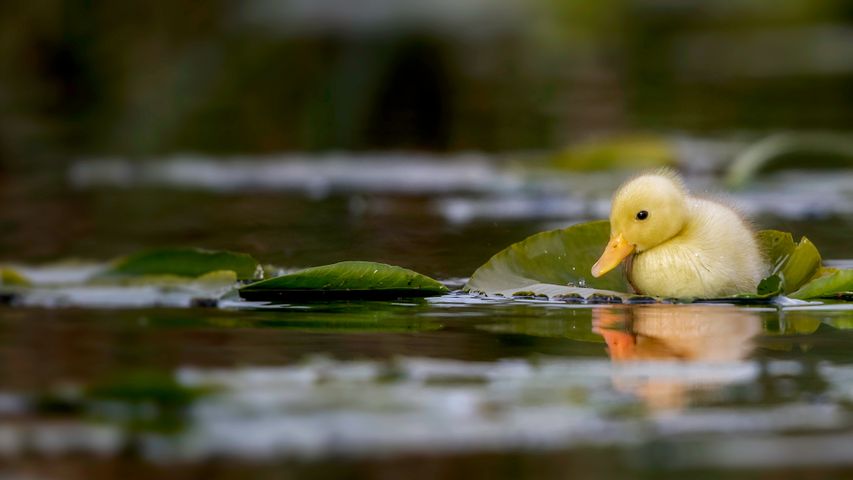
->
[[0, 155, 852, 479]]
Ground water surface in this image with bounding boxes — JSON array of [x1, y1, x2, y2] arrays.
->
[[0, 158, 851, 479]]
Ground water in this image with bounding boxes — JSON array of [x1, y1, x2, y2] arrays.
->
[[0, 156, 852, 479], [1, 301, 853, 478]]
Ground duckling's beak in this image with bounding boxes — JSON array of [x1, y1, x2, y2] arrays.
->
[[591, 233, 635, 278]]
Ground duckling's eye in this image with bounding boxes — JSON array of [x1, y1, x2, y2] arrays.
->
[[636, 210, 649, 220]]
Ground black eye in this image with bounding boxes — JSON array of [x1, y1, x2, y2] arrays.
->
[[636, 210, 649, 220]]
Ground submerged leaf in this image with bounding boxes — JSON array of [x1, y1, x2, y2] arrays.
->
[[106, 248, 259, 280], [464, 221, 630, 300], [239, 261, 448, 301]]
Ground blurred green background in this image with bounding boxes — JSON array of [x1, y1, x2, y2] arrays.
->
[[2, 0, 853, 166]]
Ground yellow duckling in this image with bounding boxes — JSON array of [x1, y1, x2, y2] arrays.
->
[[591, 170, 766, 298]]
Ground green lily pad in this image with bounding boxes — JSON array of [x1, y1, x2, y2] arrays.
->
[[790, 268, 853, 300], [779, 237, 821, 294], [105, 248, 259, 280], [0, 268, 30, 287], [464, 221, 630, 300], [755, 230, 824, 297], [548, 135, 677, 171], [756, 230, 796, 274], [239, 261, 448, 301]]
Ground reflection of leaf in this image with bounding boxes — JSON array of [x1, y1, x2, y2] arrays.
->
[[828, 316, 853, 330], [249, 314, 442, 333], [479, 316, 604, 343], [762, 316, 821, 336], [790, 269, 853, 300], [465, 221, 629, 300], [239, 261, 448, 301], [88, 370, 213, 432], [89, 371, 208, 407], [106, 248, 259, 280]]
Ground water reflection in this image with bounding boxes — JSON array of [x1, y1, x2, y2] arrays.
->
[[593, 305, 761, 410]]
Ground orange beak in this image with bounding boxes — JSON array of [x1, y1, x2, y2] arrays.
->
[[591, 233, 635, 278]]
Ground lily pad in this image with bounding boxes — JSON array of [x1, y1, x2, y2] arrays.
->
[[464, 221, 630, 300], [790, 269, 853, 300], [105, 248, 259, 280], [239, 261, 448, 301], [0, 268, 30, 287], [756, 231, 822, 294], [548, 135, 677, 171], [779, 238, 821, 294], [756, 230, 795, 274]]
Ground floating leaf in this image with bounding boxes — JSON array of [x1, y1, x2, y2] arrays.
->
[[756, 274, 783, 296], [0, 268, 30, 287], [464, 221, 629, 300], [780, 237, 821, 294], [239, 261, 448, 301], [790, 269, 853, 300], [105, 248, 259, 280], [756, 230, 795, 275], [726, 133, 853, 188], [548, 135, 677, 171], [756, 231, 821, 294]]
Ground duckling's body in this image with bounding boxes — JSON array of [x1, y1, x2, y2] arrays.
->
[[592, 171, 766, 298], [630, 197, 764, 297]]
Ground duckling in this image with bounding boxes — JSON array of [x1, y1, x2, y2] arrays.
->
[[591, 170, 766, 298]]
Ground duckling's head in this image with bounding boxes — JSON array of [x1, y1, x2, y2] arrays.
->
[[591, 172, 688, 277]]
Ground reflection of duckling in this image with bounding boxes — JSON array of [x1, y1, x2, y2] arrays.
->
[[591, 170, 766, 298], [594, 305, 760, 410]]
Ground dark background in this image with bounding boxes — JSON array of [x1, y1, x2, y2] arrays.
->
[[2, 0, 853, 166]]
